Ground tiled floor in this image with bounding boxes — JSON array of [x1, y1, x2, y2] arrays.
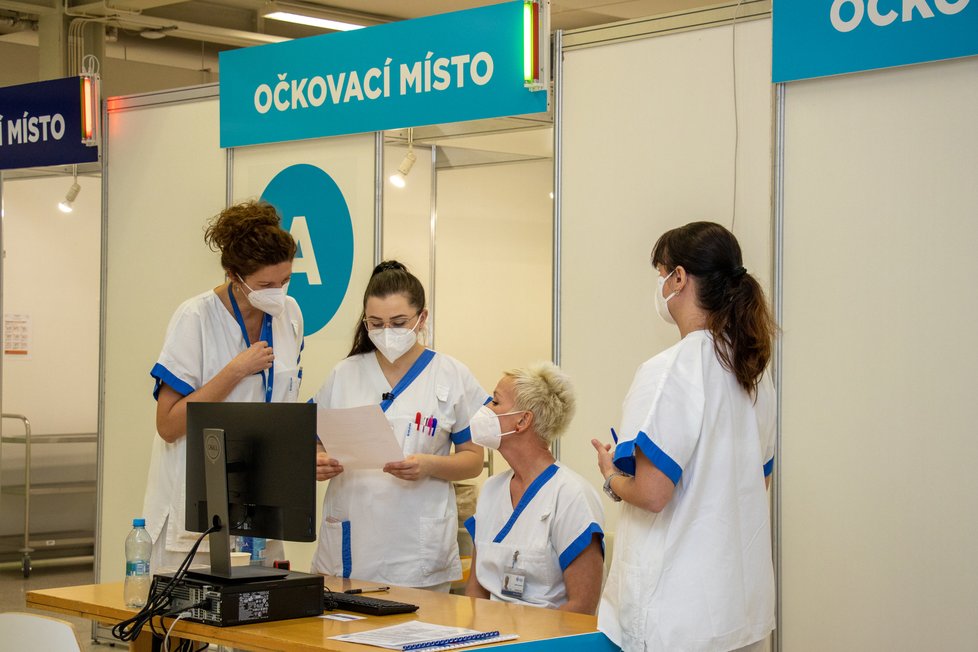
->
[[0, 559, 117, 651]]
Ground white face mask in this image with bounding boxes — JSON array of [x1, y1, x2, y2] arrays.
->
[[239, 276, 287, 318], [368, 317, 421, 364], [654, 269, 678, 325], [468, 405, 524, 450]]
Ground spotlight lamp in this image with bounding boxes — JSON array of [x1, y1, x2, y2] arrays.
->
[[389, 128, 416, 188], [59, 168, 81, 213]]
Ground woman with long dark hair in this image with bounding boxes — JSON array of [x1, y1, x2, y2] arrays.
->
[[312, 261, 487, 590], [592, 222, 777, 651]]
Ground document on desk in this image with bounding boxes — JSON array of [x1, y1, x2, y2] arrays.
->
[[317, 405, 404, 470], [330, 621, 518, 651]]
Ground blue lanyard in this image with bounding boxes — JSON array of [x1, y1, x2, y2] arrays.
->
[[227, 286, 274, 403]]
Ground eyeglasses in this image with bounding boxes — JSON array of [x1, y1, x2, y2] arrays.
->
[[363, 312, 420, 331]]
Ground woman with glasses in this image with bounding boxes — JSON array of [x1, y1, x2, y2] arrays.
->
[[311, 260, 488, 590], [591, 222, 777, 651]]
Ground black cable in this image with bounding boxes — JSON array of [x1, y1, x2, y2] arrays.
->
[[111, 525, 219, 643]]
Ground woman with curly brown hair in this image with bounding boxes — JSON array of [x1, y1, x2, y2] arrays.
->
[[143, 200, 301, 572]]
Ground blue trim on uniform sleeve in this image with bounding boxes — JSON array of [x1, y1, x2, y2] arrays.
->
[[483, 395, 492, 405], [763, 456, 774, 477], [150, 363, 195, 400], [380, 349, 436, 412], [464, 515, 476, 540], [341, 521, 352, 579], [451, 426, 472, 445], [613, 431, 682, 486], [493, 464, 559, 544], [558, 522, 604, 571]]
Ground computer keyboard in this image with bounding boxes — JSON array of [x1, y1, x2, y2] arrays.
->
[[324, 591, 420, 616]]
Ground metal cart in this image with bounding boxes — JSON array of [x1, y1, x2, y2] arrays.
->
[[1, 413, 97, 577]]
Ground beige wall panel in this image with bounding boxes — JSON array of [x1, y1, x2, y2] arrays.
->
[[100, 96, 225, 581], [559, 19, 774, 532], [434, 160, 553, 392], [382, 143, 434, 293], [781, 56, 978, 650]]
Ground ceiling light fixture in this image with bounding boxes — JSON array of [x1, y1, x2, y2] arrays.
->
[[261, 2, 388, 32], [58, 167, 81, 214], [389, 129, 416, 189]]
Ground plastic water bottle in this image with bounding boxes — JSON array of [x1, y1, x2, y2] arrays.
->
[[239, 536, 267, 565], [124, 518, 152, 608]]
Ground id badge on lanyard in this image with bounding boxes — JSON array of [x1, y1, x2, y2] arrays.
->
[[228, 288, 275, 403], [501, 550, 526, 599]]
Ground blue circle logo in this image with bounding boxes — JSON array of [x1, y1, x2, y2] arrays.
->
[[260, 164, 354, 336]]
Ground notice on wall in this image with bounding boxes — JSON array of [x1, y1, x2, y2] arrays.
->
[[4, 313, 31, 359]]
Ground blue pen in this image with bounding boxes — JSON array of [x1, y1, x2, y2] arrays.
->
[[610, 428, 619, 444], [430, 418, 437, 436]]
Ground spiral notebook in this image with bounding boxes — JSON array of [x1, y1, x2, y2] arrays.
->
[[329, 621, 519, 651]]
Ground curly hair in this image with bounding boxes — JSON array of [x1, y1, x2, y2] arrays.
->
[[203, 200, 296, 278]]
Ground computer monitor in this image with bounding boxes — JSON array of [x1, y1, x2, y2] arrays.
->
[[185, 402, 317, 582]]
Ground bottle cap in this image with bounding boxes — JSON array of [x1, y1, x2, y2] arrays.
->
[[133, 518, 146, 527]]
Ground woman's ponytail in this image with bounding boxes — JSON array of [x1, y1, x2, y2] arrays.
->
[[651, 222, 776, 394]]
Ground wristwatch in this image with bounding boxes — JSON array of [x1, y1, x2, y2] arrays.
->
[[603, 470, 631, 502]]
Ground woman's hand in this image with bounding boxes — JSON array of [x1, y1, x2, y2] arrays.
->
[[383, 455, 431, 482], [316, 451, 344, 481], [230, 341, 274, 378], [591, 438, 615, 479]]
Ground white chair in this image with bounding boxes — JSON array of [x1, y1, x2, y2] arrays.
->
[[0, 611, 82, 651]]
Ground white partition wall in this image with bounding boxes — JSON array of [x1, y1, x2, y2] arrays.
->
[[100, 88, 226, 581], [1, 175, 101, 539], [779, 56, 978, 651], [435, 159, 554, 391], [558, 15, 774, 531]]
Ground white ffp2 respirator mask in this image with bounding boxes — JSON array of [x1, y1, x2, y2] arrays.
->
[[239, 276, 287, 318], [368, 319, 421, 364], [468, 405, 524, 450], [654, 269, 678, 325]]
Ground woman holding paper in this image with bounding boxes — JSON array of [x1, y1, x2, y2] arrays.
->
[[464, 363, 605, 614], [143, 200, 302, 571], [312, 261, 488, 590]]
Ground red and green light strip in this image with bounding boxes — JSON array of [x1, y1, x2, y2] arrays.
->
[[523, 1, 540, 84]]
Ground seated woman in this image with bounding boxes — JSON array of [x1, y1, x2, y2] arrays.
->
[[464, 363, 605, 614]]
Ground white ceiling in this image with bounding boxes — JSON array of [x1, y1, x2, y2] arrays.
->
[[0, 0, 719, 50]]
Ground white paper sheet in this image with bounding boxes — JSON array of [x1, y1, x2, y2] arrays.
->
[[329, 621, 518, 651], [317, 405, 404, 470]]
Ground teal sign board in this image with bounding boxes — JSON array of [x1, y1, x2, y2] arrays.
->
[[773, 0, 978, 82], [220, 1, 547, 147], [261, 164, 354, 336]]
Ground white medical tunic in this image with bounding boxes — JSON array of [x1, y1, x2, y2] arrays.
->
[[465, 462, 604, 609], [310, 350, 489, 587], [143, 290, 303, 560], [598, 330, 775, 652]]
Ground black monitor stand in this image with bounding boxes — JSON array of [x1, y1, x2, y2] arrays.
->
[[185, 428, 288, 583]]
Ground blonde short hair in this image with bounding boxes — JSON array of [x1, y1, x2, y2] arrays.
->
[[504, 362, 576, 445]]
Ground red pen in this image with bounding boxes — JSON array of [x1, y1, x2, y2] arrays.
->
[[415, 412, 422, 431]]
